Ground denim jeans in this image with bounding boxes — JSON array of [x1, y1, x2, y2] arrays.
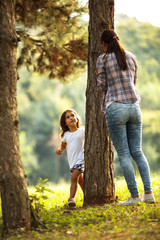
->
[[106, 102, 152, 196]]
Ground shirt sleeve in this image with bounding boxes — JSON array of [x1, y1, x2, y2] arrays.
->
[[131, 54, 138, 85], [61, 134, 66, 143], [134, 61, 138, 85], [96, 54, 108, 91], [82, 127, 85, 138]]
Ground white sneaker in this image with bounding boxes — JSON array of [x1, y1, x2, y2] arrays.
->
[[142, 193, 155, 203], [118, 196, 141, 206]]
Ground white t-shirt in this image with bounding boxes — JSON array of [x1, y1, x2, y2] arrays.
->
[[62, 127, 85, 169]]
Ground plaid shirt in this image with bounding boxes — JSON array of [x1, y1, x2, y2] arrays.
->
[[96, 51, 141, 110]]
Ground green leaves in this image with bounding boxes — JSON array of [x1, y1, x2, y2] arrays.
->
[[16, 0, 88, 80], [30, 178, 55, 214]]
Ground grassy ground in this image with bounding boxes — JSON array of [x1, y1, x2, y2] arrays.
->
[[1, 175, 160, 240]]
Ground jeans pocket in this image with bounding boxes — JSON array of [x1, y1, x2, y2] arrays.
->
[[106, 102, 126, 125]]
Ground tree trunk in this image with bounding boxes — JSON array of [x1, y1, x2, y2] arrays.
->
[[84, 0, 115, 205], [0, 0, 31, 232]]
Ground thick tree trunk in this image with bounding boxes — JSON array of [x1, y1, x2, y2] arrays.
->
[[0, 0, 30, 231], [84, 0, 115, 205]]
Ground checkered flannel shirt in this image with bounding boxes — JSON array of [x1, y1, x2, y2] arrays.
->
[[96, 51, 141, 110]]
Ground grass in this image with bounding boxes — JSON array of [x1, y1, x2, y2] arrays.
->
[[1, 175, 160, 240]]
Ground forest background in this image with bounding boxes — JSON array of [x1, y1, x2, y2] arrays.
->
[[17, 13, 160, 185]]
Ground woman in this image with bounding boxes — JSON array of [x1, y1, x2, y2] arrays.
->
[[96, 29, 155, 205]]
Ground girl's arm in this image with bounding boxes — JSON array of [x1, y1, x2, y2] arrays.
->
[[56, 142, 67, 155]]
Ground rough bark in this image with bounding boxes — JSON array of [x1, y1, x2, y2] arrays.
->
[[0, 0, 31, 232], [84, 0, 115, 205]]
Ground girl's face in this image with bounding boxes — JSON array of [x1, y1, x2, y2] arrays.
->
[[65, 111, 78, 129]]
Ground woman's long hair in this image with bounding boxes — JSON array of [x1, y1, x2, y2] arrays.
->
[[60, 109, 80, 138], [101, 29, 127, 70]]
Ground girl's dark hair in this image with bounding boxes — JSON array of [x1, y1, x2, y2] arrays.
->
[[60, 109, 80, 138], [101, 29, 127, 70]]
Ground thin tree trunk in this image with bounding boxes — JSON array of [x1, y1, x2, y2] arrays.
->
[[84, 0, 115, 205], [0, 0, 30, 232]]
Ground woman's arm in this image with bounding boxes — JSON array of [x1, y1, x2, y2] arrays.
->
[[96, 55, 108, 91], [134, 70, 138, 86], [131, 54, 138, 86]]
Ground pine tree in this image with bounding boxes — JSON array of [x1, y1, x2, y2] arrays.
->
[[0, 0, 30, 232], [16, 0, 88, 79]]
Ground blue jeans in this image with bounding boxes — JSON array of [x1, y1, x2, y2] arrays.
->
[[106, 102, 152, 196]]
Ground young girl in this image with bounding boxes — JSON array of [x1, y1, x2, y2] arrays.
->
[[56, 109, 85, 207]]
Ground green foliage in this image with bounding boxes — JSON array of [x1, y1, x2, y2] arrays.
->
[[142, 110, 160, 135], [20, 131, 38, 176], [30, 179, 55, 214], [16, 0, 88, 80], [60, 72, 87, 124], [2, 175, 160, 239]]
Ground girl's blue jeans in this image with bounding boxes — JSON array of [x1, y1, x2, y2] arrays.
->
[[106, 102, 152, 196]]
